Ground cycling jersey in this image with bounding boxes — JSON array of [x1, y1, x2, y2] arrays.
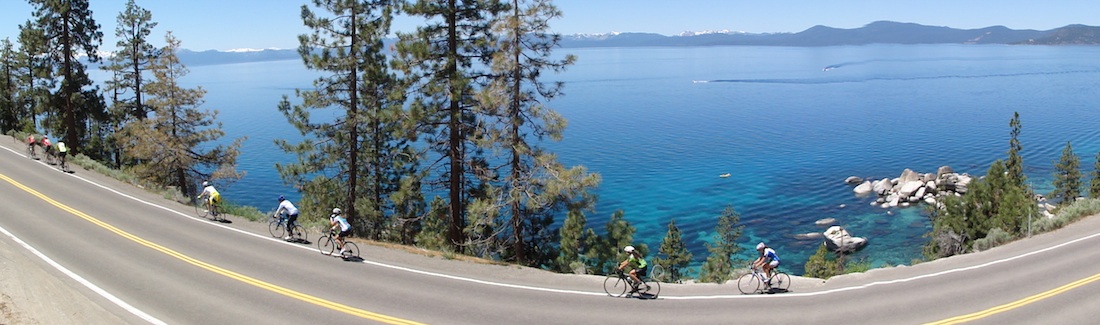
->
[[331, 214, 351, 232], [276, 200, 299, 216], [200, 185, 221, 203], [628, 255, 647, 269], [763, 248, 780, 263]]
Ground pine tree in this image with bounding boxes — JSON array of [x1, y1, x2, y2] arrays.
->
[[104, 0, 158, 121], [14, 20, 52, 133], [1051, 141, 1082, 206], [1006, 111, 1027, 188], [30, 0, 105, 150], [697, 205, 745, 283], [803, 243, 842, 279], [555, 209, 588, 273], [277, 0, 414, 237], [586, 210, 643, 274], [925, 113, 1041, 258], [396, 0, 509, 251], [0, 38, 16, 132], [1089, 152, 1100, 198], [101, 0, 159, 167], [117, 32, 244, 195], [474, 0, 593, 267], [653, 219, 692, 283]]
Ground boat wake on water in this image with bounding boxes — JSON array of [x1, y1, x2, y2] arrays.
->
[[694, 69, 1100, 85]]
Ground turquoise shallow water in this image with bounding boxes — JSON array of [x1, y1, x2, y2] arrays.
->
[[113, 44, 1100, 274]]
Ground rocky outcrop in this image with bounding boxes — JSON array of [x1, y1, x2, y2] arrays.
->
[[823, 226, 867, 253], [846, 167, 973, 209]]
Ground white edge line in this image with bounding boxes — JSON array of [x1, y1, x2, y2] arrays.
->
[[9, 143, 1100, 301], [0, 225, 167, 325]]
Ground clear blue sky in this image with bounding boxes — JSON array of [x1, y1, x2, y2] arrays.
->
[[2, 0, 1099, 51]]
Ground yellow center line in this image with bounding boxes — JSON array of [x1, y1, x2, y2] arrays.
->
[[0, 173, 424, 325], [925, 271, 1100, 324]]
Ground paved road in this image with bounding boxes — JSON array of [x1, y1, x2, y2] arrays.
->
[[3, 136, 1100, 324]]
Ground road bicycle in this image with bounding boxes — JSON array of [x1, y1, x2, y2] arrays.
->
[[25, 142, 37, 159], [268, 213, 306, 242], [43, 147, 57, 165], [737, 266, 790, 294], [55, 151, 69, 172], [194, 194, 223, 221], [317, 230, 359, 259], [603, 268, 661, 298]]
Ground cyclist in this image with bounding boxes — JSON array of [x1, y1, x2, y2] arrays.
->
[[56, 141, 69, 169], [328, 208, 351, 255], [752, 242, 781, 284], [273, 195, 300, 240], [196, 181, 221, 216], [40, 135, 52, 154], [25, 134, 37, 156], [617, 245, 648, 292]]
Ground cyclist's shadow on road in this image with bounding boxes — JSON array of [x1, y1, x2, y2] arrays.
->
[[285, 238, 311, 245], [342, 256, 364, 262], [765, 288, 790, 294]]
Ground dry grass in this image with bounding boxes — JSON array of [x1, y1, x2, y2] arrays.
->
[[361, 240, 510, 266]]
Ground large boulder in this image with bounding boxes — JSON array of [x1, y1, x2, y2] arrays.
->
[[936, 166, 955, 179], [898, 180, 924, 197], [872, 179, 894, 195], [853, 181, 873, 196], [845, 176, 864, 185], [898, 168, 921, 184], [823, 226, 868, 253]]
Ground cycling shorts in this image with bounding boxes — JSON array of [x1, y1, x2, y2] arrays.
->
[[337, 229, 352, 238], [633, 265, 648, 277], [768, 260, 780, 268]]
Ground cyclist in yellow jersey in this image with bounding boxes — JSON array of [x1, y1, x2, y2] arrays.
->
[[196, 181, 221, 216], [617, 245, 648, 291], [56, 141, 69, 165]]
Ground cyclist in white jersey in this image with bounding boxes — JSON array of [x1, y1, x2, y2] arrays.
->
[[753, 242, 781, 283], [273, 195, 300, 240], [329, 208, 352, 254]]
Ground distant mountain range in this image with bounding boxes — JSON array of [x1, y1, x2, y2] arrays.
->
[[561, 21, 1100, 47], [168, 21, 1100, 66]]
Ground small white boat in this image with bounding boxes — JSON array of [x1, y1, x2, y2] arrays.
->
[[719, 173, 731, 178]]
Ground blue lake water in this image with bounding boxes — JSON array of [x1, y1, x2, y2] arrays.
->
[[144, 44, 1100, 274]]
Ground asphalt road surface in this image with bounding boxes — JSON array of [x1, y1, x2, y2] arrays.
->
[[3, 137, 1100, 324]]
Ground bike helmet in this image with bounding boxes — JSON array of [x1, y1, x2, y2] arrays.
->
[[202, 181, 209, 187], [756, 242, 766, 250], [332, 208, 341, 215], [624, 245, 635, 253], [278, 195, 285, 202]]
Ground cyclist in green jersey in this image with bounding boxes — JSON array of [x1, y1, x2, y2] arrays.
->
[[617, 245, 648, 291]]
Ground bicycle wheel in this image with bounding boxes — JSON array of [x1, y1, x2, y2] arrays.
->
[[340, 241, 360, 258], [317, 236, 336, 255], [770, 272, 791, 291], [737, 273, 761, 294], [26, 145, 34, 159], [639, 279, 661, 298], [603, 274, 628, 297], [649, 265, 666, 283], [194, 198, 209, 218], [268, 218, 285, 238], [210, 203, 221, 220], [289, 225, 307, 242]]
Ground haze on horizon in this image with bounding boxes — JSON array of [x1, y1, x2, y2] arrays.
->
[[1, 0, 1098, 51]]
